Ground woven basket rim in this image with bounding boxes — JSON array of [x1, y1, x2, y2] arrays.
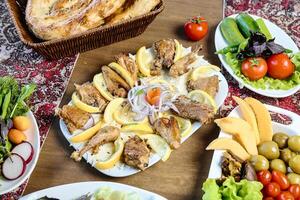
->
[[5, 0, 165, 47]]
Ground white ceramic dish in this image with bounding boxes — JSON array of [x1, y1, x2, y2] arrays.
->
[[0, 111, 40, 195], [208, 104, 300, 179], [59, 47, 229, 177], [20, 181, 167, 200], [215, 14, 300, 98]]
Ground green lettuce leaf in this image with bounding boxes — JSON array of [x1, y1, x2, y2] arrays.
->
[[238, 179, 263, 200], [202, 179, 221, 200], [224, 52, 300, 90]]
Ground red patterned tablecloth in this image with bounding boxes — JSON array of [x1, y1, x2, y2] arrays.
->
[[0, 1, 76, 199], [221, 0, 300, 118], [0, 0, 299, 199]]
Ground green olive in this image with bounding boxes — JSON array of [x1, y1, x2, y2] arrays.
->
[[280, 148, 293, 163], [250, 155, 269, 172], [270, 159, 287, 174], [288, 136, 300, 152], [289, 155, 300, 174], [287, 173, 300, 185], [258, 141, 280, 160], [273, 132, 289, 149]]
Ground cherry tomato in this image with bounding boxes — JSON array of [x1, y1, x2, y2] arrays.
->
[[146, 87, 161, 106], [272, 170, 290, 190], [276, 191, 295, 200], [264, 197, 275, 200], [258, 170, 272, 186], [184, 16, 208, 41], [264, 182, 281, 197], [241, 57, 268, 80], [267, 53, 295, 79], [289, 185, 300, 198]]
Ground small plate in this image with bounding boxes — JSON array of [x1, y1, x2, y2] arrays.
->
[[208, 104, 300, 179], [215, 14, 300, 98], [0, 111, 40, 195], [20, 181, 167, 200]]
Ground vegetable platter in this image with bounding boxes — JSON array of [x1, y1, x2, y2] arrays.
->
[[215, 13, 300, 98]]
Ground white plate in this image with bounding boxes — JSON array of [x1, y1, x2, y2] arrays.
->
[[215, 14, 300, 98], [20, 181, 167, 200], [208, 104, 300, 179], [59, 52, 229, 177], [0, 111, 40, 195]]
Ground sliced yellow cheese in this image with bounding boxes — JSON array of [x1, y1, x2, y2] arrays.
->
[[244, 97, 273, 143], [70, 120, 103, 143], [206, 138, 250, 161]]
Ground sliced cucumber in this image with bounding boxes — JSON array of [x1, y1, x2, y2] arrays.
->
[[256, 18, 272, 40]]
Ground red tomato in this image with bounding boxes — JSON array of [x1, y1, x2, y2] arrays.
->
[[272, 171, 290, 190], [258, 170, 272, 186], [264, 182, 281, 197], [264, 197, 275, 200], [146, 87, 161, 106], [241, 57, 268, 80], [276, 191, 295, 200], [267, 53, 295, 79], [289, 185, 300, 198], [184, 16, 208, 41]]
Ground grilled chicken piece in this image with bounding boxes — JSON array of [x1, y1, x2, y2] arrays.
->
[[123, 135, 150, 170], [187, 75, 219, 97], [115, 53, 138, 81], [58, 105, 91, 133], [172, 95, 214, 124], [108, 0, 161, 24], [102, 66, 130, 97], [71, 126, 120, 162], [169, 46, 202, 77], [75, 82, 107, 112], [153, 117, 181, 149], [151, 39, 176, 76]]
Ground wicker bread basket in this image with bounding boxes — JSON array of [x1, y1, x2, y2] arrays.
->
[[5, 0, 164, 60]]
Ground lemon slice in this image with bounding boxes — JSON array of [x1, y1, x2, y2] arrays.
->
[[174, 116, 192, 138], [121, 122, 153, 134], [188, 90, 217, 113], [174, 39, 184, 62], [93, 73, 114, 101], [113, 102, 148, 125], [190, 65, 221, 80], [70, 120, 103, 143], [108, 62, 134, 87], [104, 98, 125, 123], [95, 138, 124, 170], [71, 93, 101, 113], [140, 134, 172, 161], [136, 46, 154, 77]]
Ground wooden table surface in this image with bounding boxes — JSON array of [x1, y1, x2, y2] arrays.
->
[[25, 0, 223, 199]]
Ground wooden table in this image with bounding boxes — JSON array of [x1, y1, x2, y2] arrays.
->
[[25, 0, 223, 199]]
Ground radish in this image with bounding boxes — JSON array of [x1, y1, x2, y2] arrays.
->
[[11, 142, 34, 164], [2, 153, 26, 180]]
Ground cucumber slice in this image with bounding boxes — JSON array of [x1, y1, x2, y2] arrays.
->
[[256, 18, 272, 40]]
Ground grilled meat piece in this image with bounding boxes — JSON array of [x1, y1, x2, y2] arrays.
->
[[172, 95, 214, 124], [102, 66, 130, 97], [115, 53, 138, 81], [123, 135, 150, 170], [153, 117, 181, 149], [221, 151, 243, 182], [71, 126, 120, 161], [169, 46, 202, 77], [58, 105, 91, 133], [151, 39, 176, 76], [74, 82, 107, 112], [187, 75, 219, 97]]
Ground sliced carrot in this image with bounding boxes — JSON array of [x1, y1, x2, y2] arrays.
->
[[146, 87, 161, 106]]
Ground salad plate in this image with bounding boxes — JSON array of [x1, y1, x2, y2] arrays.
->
[[59, 40, 229, 177], [208, 104, 300, 179], [0, 111, 40, 195], [20, 181, 167, 200], [215, 14, 300, 98]]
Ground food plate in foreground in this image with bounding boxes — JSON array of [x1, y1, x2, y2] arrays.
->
[[215, 14, 300, 97], [20, 181, 167, 200], [59, 39, 229, 177]]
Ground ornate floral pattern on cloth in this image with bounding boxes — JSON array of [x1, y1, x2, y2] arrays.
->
[[0, 0, 76, 199], [221, 0, 300, 119]]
